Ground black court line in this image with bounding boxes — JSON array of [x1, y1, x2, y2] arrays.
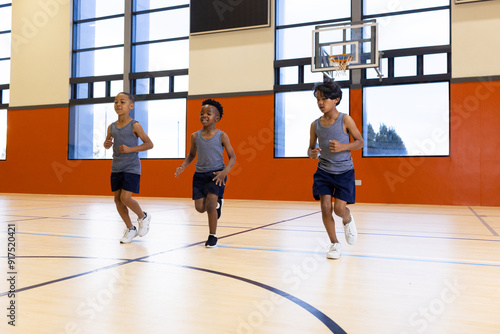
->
[[0, 210, 347, 333], [469, 207, 498, 236], [179, 264, 346, 334], [0, 211, 321, 294]]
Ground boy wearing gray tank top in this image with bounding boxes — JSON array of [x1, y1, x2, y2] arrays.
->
[[308, 80, 364, 259], [104, 92, 154, 244], [175, 99, 237, 248]]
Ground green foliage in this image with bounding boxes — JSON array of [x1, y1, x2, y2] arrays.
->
[[366, 123, 408, 156]]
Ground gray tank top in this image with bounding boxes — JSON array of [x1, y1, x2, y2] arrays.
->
[[110, 120, 141, 175], [195, 129, 225, 173], [314, 113, 354, 174]]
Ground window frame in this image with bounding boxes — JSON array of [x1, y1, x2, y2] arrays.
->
[[273, 0, 452, 159], [0, 1, 11, 161], [69, 0, 189, 160]]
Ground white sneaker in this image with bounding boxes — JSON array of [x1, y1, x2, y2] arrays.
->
[[120, 227, 138, 244], [326, 242, 342, 259], [343, 215, 357, 245], [137, 212, 151, 237]]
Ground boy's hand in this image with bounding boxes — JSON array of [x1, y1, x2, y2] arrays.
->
[[212, 171, 227, 186], [104, 137, 113, 149], [119, 144, 131, 153], [329, 140, 343, 152], [175, 166, 184, 178], [309, 147, 321, 159]]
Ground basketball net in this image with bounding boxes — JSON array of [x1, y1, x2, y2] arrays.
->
[[328, 54, 353, 76]]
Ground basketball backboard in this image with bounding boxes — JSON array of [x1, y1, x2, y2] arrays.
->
[[312, 20, 381, 76]]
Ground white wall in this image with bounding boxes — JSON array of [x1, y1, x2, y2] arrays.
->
[[452, 0, 500, 78], [188, 27, 275, 96], [188, 2, 275, 96], [9, 0, 71, 108]]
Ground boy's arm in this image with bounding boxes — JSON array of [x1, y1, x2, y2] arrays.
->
[[119, 122, 154, 153], [212, 132, 236, 186], [308, 122, 321, 159], [103, 125, 113, 149], [329, 115, 364, 152], [175, 132, 197, 178]]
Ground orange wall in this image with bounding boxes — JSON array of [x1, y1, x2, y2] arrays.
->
[[1, 81, 499, 206]]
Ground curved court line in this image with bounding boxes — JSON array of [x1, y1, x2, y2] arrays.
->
[[0, 212, 322, 296], [176, 263, 347, 334], [0, 210, 348, 332]]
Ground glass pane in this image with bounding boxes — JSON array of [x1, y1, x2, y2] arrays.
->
[[0, 33, 10, 58], [304, 65, 324, 84], [134, 0, 189, 11], [76, 83, 89, 99], [134, 8, 189, 42], [135, 99, 187, 158], [280, 67, 299, 85], [155, 76, 170, 94], [135, 78, 150, 95], [0, 59, 10, 84], [92, 104, 116, 159], [0, 109, 6, 160], [366, 58, 388, 79], [2, 89, 9, 104], [69, 103, 116, 159], [75, 18, 124, 49], [110, 80, 124, 96], [377, 10, 450, 51], [424, 53, 448, 75], [277, 0, 350, 26], [70, 99, 187, 159], [133, 40, 188, 72], [0, 6, 12, 31], [74, 47, 124, 77], [364, 0, 449, 15], [75, 0, 124, 20], [276, 24, 316, 60], [394, 56, 416, 77], [174, 75, 188, 92], [363, 82, 449, 157], [275, 89, 350, 158], [93, 81, 106, 98]]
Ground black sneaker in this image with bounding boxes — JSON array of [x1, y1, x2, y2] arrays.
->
[[205, 235, 218, 248], [216, 198, 224, 219]]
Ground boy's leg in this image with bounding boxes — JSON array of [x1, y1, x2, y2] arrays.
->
[[205, 193, 219, 235], [333, 198, 351, 224], [334, 198, 357, 245], [194, 198, 206, 213], [119, 190, 145, 220], [114, 190, 133, 228], [319, 195, 339, 244]]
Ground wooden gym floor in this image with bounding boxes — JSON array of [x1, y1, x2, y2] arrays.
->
[[0, 193, 499, 333]]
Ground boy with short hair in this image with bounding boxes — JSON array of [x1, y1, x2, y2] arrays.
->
[[308, 80, 364, 259], [104, 92, 154, 243], [175, 99, 236, 247]]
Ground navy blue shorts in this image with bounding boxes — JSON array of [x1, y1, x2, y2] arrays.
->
[[312, 168, 355, 204], [192, 171, 226, 200], [111, 172, 140, 193]]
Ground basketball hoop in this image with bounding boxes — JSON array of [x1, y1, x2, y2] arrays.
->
[[328, 54, 353, 76]]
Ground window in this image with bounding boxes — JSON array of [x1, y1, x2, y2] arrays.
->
[[363, 82, 449, 156], [274, 0, 351, 158], [274, 0, 451, 158], [69, 0, 189, 160], [275, 89, 350, 157], [0, 0, 11, 160]]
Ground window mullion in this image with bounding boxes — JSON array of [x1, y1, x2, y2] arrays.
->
[[123, 0, 133, 93]]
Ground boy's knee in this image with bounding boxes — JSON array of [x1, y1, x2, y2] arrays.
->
[[333, 205, 348, 218]]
